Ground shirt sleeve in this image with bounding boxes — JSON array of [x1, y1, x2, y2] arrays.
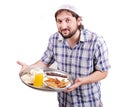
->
[[40, 36, 55, 65], [94, 36, 111, 71]]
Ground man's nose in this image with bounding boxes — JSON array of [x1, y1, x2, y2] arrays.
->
[[61, 21, 67, 29]]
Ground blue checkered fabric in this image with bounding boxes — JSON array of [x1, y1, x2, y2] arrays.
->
[[41, 29, 111, 107]]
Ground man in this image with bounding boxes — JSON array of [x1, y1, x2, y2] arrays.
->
[[17, 4, 111, 107]]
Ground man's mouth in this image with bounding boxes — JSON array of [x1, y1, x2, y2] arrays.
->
[[61, 29, 69, 34]]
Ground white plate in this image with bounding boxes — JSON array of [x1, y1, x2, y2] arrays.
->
[[43, 75, 72, 91]]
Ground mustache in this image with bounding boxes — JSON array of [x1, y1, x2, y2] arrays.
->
[[61, 29, 69, 31]]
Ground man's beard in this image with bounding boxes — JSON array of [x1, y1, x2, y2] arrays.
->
[[59, 28, 78, 39]]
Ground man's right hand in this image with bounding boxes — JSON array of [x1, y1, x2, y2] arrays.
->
[[16, 61, 29, 72]]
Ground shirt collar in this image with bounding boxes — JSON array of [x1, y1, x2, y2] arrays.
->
[[58, 32, 63, 42], [80, 30, 86, 42]]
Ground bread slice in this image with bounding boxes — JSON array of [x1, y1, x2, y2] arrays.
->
[[21, 74, 34, 84]]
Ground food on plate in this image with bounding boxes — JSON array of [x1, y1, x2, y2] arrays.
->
[[46, 72, 67, 78], [20, 68, 73, 91], [21, 68, 44, 86], [21, 74, 34, 85], [44, 77, 69, 88]]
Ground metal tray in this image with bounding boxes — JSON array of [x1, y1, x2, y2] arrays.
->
[[19, 67, 73, 91]]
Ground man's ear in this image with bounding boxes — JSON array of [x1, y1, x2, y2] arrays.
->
[[77, 17, 81, 26]]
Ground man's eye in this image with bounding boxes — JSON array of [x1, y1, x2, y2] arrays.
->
[[66, 19, 70, 23], [57, 20, 62, 23]]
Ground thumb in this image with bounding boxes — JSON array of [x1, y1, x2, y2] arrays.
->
[[16, 60, 29, 71], [16, 61, 26, 67]]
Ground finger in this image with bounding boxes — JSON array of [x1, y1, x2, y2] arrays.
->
[[16, 61, 25, 66], [17, 61, 28, 72], [64, 87, 74, 92], [64, 85, 76, 92]]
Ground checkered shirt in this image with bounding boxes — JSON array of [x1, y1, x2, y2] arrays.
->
[[41, 29, 111, 107]]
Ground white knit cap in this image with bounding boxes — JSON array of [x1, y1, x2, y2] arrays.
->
[[55, 4, 81, 17]]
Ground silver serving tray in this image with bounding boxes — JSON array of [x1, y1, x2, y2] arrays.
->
[[19, 67, 73, 91]]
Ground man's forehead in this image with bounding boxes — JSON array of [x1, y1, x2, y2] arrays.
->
[[56, 11, 74, 20]]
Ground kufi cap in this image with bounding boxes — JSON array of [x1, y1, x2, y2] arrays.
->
[[55, 4, 80, 17]]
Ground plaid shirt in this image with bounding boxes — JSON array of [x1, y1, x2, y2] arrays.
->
[[41, 29, 111, 107]]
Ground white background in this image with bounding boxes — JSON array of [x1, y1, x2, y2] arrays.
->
[[0, 0, 120, 107]]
